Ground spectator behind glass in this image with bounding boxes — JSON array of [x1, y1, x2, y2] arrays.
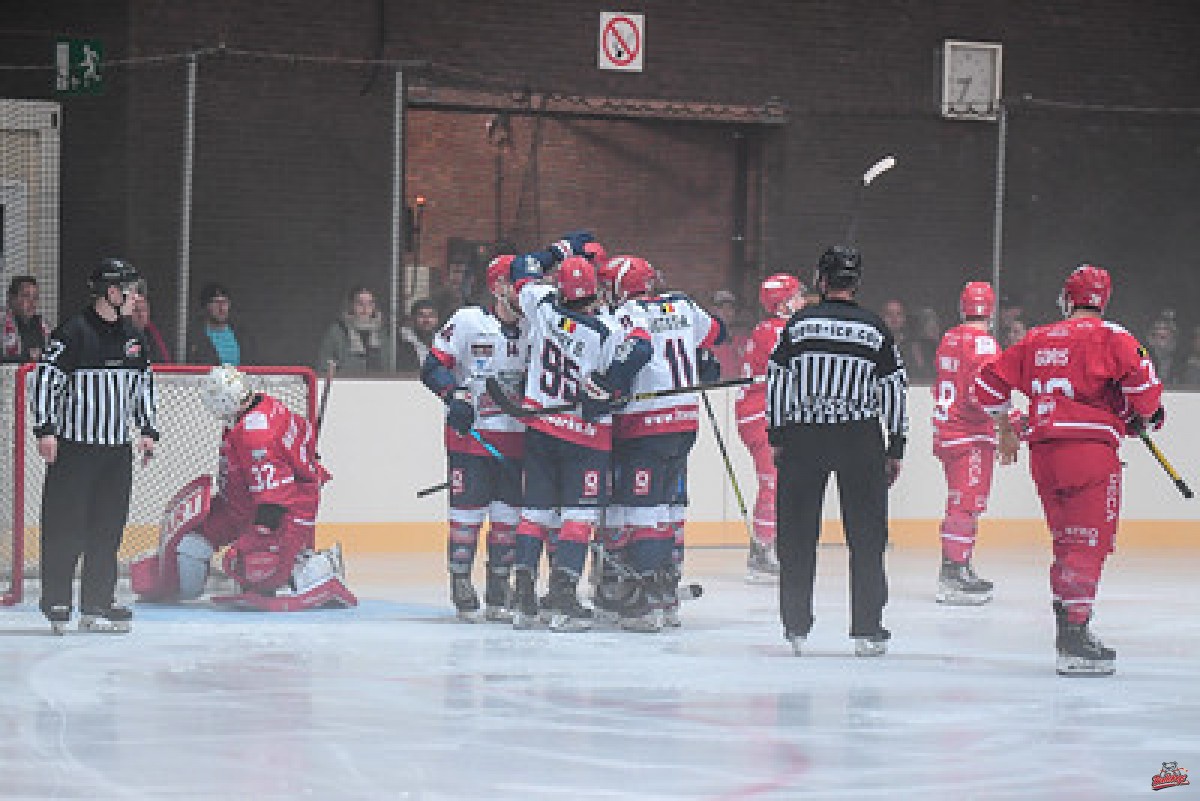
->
[[317, 286, 395, 375], [998, 299, 1027, 349], [187, 281, 254, 366], [2, 275, 51, 362], [882, 298, 919, 375], [710, 288, 748, 375], [128, 279, 171, 363], [1180, 325, 1200, 388], [1145, 313, 1178, 386], [396, 298, 440, 372], [906, 306, 941, 383]]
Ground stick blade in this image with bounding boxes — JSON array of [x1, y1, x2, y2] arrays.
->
[[862, 155, 897, 186]]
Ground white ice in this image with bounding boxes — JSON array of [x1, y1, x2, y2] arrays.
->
[[2, 546, 1197, 800]]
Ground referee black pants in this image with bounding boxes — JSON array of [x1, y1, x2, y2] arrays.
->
[[775, 419, 889, 639], [39, 440, 133, 615]]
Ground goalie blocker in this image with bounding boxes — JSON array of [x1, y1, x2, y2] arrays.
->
[[130, 476, 357, 612]]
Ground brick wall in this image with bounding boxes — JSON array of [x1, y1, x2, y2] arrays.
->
[[2, 0, 1197, 366]]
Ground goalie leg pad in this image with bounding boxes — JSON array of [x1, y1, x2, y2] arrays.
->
[[213, 575, 358, 612]]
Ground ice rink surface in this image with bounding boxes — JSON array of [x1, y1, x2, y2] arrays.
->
[[2, 546, 1197, 800]]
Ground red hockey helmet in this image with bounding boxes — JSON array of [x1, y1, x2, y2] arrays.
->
[[959, 281, 995, 319], [583, 241, 608, 266], [556, 255, 598, 301], [1059, 263, 1112, 316], [486, 254, 515, 292], [759, 273, 802, 314], [610, 256, 656, 300]]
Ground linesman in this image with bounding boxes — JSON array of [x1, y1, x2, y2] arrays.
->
[[766, 245, 908, 657], [31, 258, 158, 634]]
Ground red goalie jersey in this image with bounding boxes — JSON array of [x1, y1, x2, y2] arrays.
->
[[931, 324, 1000, 452], [976, 318, 1162, 447], [207, 393, 329, 538]]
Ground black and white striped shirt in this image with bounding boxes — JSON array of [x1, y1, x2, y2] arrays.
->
[[32, 306, 158, 446], [766, 297, 908, 457]]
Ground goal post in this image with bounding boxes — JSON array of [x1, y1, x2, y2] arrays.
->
[[1, 363, 317, 605]]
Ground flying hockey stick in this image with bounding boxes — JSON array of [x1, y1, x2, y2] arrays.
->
[[698, 390, 756, 545], [846, 154, 897, 245], [484, 374, 761, 420], [1138, 430, 1193, 499]]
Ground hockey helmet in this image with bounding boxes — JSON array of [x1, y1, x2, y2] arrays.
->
[[610, 256, 656, 300], [815, 245, 862, 291], [556, 256, 598, 301], [89, 258, 140, 296], [759, 273, 803, 314], [959, 281, 995, 320], [1058, 263, 1112, 317], [485, 254, 515, 292], [582, 241, 608, 268], [201, 365, 253, 422]]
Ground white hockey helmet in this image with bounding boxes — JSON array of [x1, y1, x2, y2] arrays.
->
[[201, 365, 253, 422]]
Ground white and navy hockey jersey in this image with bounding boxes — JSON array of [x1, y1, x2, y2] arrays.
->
[[429, 305, 529, 455], [518, 283, 627, 450], [611, 292, 721, 439]]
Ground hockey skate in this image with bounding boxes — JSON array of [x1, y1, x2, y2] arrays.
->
[[482, 568, 513, 623], [79, 604, 133, 634], [745, 539, 780, 584], [510, 569, 540, 630], [1055, 603, 1115, 676], [935, 557, 994, 605], [591, 577, 635, 627], [853, 627, 891, 657], [617, 579, 662, 633], [450, 574, 481, 622], [45, 605, 71, 636], [544, 569, 594, 633], [658, 568, 683, 628]]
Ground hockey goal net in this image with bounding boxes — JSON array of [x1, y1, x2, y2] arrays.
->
[[0, 364, 317, 605]]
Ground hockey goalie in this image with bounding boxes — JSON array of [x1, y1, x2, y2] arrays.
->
[[131, 366, 357, 611]]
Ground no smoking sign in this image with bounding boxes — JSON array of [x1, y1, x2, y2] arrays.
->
[[598, 12, 644, 72]]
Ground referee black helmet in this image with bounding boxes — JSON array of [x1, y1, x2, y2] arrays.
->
[[816, 245, 862, 291], [88, 258, 140, 296]]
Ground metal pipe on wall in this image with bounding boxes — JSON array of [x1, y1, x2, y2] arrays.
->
[[390, 68, 407, 364], [175, 53, 197, 359], [991, 102, 1008, 329]]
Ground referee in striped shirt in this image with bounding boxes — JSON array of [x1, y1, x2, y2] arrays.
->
[[766, 245, 908, 657], [32, 259, 158, 633]]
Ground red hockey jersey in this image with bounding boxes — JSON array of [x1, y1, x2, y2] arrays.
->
[[734, 316, 786, 426], [931, 323, 1000, 450], [976, 317, 1161, 447]]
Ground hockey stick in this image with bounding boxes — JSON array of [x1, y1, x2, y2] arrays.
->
[[1138, 431, 1193, 499], [484, 375, 760, 420], [415, 428, 515, 498], [316, 360, 336, 440], [846, 154, 897, 245], [698, 390, 757, 545]]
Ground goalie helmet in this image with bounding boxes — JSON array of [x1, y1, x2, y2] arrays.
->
[[610, 256, 656, 301], [555, 255, 598, 301], [1058, 263, 1112, 317], [759, 273, 802, 315], [959, 281, 995, 320], [815, 245, 862, 291], [485, 254, 515, 292], [201, 365, 253, 422]]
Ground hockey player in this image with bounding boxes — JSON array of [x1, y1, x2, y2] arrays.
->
[[508, 250, 651, 631], [421, 253, 528, 621], [603, 255, 722, 631], [734, 273, 806, 581], [976, 264, 1164, 676], [931, 281, 1001, 604], [131, 366, 356, 611]]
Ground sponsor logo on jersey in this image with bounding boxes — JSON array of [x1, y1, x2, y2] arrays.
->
[[939, 355, 959, 372], [470, 343, 494, 357], [251, 448, 267, 461], [648, 313, 690, 333], [244, 411, 270, 431], [125, 338, 143, 358], [1034, 348, 1069, 367], [975, 336, 997, 355], [559, 317, 577, 334], [789, 318, 883, 349]]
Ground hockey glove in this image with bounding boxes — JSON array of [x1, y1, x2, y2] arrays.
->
[[884, 458, 903, 488], [446, 389, 476, 435], [1148, 405, 1166, 432], [1127, 405, 1165, 435], [697, 348, 721, 383], [548, 230, 595, 261]]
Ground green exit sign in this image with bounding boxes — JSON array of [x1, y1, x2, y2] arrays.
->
[[55, 38, 103, 95]]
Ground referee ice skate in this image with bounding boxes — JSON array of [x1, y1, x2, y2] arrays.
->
[[766, 245, 908, 657], [31, 259, 158, 634]]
